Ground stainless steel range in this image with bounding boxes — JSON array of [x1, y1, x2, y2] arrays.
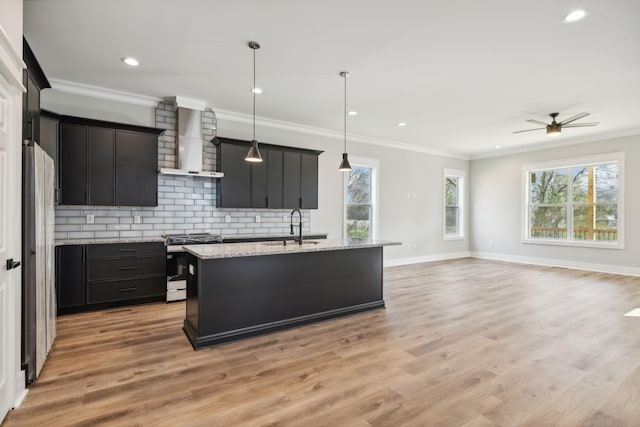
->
[[164, 233, 222, 302]]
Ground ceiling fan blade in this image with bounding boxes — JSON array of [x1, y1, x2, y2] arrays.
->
[[526, 119, 549, 126], [562, 122, 599, 128], [513, 127, 545, 134], [559, 112, 589, 125]]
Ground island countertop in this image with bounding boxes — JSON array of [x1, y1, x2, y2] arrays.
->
[[183, 239, 401, 259]]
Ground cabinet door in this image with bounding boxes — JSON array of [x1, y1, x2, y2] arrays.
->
[[251, 150, 268, 208], [115, 130, 158, 206], [59, 123, 88, 205], [283, 151, 301, 208], [56, 245, 85, 308], [88, 127, 115, 206], [266, 149, 284, 208], [219, 143, 251, 208], [300, 152, 319, 209]]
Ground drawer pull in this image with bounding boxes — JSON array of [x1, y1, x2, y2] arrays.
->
[[119, 287, 138, 292], [119, 249, 137, 252], [119, 266, 138, 271]]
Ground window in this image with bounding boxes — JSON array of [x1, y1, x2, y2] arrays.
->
[[344, 157, 378, 240], [523, 152, 624, 248], [443, 168, 465, 239]]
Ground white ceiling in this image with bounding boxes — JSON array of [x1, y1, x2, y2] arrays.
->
[[24, 0, 640, 158]]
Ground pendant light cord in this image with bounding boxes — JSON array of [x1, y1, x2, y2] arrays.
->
[[252, 46, 256, 141], [343, 73, 347, 153]]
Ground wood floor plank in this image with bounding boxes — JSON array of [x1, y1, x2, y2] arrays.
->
[[5, 258, 640, 426]]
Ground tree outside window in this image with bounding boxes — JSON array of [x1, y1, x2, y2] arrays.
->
[[346, 166, 372, 240], [526, 155, 622, 246]]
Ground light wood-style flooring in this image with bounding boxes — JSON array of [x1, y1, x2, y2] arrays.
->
[[5, 258, 640, 426]]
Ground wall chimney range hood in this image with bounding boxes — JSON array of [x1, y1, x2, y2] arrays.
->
[[159, 96, 224, 178]]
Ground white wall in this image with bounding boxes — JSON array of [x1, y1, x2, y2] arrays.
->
[[470, 134, 640, 275], [42, 89, 471, 262], [0, 0, 23, 52]]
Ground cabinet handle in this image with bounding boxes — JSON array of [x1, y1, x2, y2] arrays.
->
[[119, 249, 137, 252], [119, 266, 138, 271], [265, 196, 269, 207], [119, 287, 137, 292], [299, 197, 302, 208]]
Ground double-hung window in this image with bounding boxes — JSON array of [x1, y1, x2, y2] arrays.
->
[[523, 152, 624, 248], [443, 168, 465, 239], [344, 157, 378, 240]]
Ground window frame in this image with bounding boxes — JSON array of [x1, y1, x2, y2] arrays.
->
[[521, 152, 625, 249], [443, 168, 466, 241], [343, 156, 379, 241]]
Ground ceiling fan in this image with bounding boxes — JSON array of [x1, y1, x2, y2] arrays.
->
[[513, 112, 599, 136]]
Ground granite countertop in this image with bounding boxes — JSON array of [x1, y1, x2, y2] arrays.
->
[[55, 237, 166, 246], [183, 239, 402, 260], [220, 232, 328, 242]]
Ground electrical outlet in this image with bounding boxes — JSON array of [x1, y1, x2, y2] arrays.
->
[[134, 215, 141, 224], [255, 215, 261, 223], [86, 214, 94, 224], [225, 215, 231, 223]]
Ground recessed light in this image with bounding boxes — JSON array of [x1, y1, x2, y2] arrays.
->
[[624, 308, 640, 317], [495, 145, 502, 149], [562, 10, 588, 23], [121, 57, 139, 66], [397, 122, 407, 127], [251, 87, 263, 94], [348, 111, 358, 116]]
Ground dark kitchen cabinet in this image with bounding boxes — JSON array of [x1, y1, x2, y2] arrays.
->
[[56, 245, 86, 309], [56, 242, 165, 314], [58, 115, 162, 206], [219, 142, 252, 208], [283, 151, 302, 208], [300, 152, 319, 209], [116, 130, 158, 206], [89, 127, 116, 206], [216, 138, 321, 209], [22, 38, 51, 145]]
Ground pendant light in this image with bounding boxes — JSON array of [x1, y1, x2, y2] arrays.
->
[[245, 41, 263, 162], [338, 71, 352, 171]]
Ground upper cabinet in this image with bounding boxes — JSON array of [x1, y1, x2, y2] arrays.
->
[[215, 138, 322, 209], [22, 38, 51, 146], [58, 115, 163, 207]]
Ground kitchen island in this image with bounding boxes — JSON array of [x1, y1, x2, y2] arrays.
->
[[182, 239, 400, 349]]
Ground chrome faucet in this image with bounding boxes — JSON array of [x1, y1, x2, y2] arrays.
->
[[290, 209, 303, 245]]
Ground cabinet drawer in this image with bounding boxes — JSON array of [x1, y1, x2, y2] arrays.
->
[[87, 277, 165, 304], [87, 242, 165, 259], [87, 257, 165, 281]]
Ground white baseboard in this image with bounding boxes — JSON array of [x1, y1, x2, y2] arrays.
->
[[384, 251, 471, 267], [471, 251, 640, 277]]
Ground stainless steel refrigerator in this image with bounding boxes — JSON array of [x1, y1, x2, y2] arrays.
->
[[22, 141, 56, 384]]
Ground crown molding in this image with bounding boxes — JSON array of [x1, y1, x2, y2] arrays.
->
[[214, 108, 470, 160], [49, 78, 162, 107], [470, 127, 640, 160], [0, 26, 26, 91]]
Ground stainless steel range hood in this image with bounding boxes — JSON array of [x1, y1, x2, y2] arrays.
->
[[159, 97, 224, 178]]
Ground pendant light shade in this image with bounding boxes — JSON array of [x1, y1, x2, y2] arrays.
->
[[338, 152, 352, 171], [245, 139, 263, 162], [339, 71, 352, 172], [246, 41, 263, 163]]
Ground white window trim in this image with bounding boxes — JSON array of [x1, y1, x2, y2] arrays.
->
[[443, 168, 466, 241], [343, 156, 379, 240], [521, 152, 625, 249]]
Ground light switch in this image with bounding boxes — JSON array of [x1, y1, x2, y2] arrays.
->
[[134, 215, 141, 224], [225, 215, 231, 223], [86, 214, 94, 224], [255, 215, 261, 223]]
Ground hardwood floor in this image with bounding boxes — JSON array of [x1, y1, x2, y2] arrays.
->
[[5, 258, 640, 426]]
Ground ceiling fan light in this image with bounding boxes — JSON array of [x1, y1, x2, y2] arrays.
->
[[546, 126, 561, 136]]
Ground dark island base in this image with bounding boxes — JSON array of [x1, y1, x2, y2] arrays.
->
[[184, 300, 384, 349], [184, 246, 384, 350]]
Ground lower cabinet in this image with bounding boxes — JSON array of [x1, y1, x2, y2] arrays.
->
[[56, 242, 165, 314]]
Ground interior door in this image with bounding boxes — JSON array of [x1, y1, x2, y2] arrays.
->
[[0, 70, 22, 423]]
